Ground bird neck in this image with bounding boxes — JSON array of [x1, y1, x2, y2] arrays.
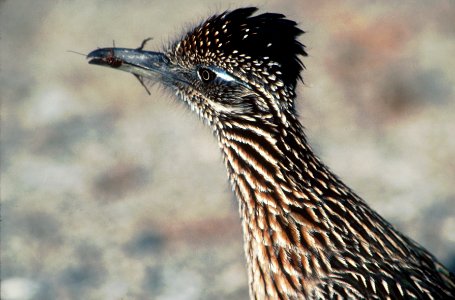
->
[[215, 111, 326, 297], [216, 110, 347, 228], [214, 110, 412, 298]]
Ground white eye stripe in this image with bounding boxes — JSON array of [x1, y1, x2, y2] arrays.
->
[[211, 69, 236, 82], [202, 66, 251, 89]]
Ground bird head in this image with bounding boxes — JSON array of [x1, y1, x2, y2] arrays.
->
[[88, 7, 307, 130]]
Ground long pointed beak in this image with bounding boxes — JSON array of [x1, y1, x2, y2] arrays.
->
[[87, 48, 170, 79]]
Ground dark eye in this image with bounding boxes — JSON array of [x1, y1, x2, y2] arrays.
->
[[198, 68, 216, 82]]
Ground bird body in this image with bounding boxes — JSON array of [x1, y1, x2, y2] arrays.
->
[[88, 7, 455, 299]]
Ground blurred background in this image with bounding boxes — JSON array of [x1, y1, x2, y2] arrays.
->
[[1, 0, 454, 299]]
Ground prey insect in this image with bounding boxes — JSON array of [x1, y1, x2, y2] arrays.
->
[[104, 41, 123, 68], [79, 38, 155, 95]]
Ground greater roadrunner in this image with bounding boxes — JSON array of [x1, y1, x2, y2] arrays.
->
[[88, 7, 455, 299]]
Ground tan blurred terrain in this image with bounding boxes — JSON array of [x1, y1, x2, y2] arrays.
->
[[1, 1, 455, 299]]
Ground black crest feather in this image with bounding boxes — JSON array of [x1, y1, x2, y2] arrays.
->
[[173, 7, 307, 90]]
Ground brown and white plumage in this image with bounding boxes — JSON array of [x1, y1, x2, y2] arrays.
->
[[88, 7, 455, 299]]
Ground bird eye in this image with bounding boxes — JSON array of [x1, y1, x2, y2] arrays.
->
[[198, 68, 216, 82]]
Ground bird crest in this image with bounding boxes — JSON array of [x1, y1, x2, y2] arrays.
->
[[170, 7, 307, 93]]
